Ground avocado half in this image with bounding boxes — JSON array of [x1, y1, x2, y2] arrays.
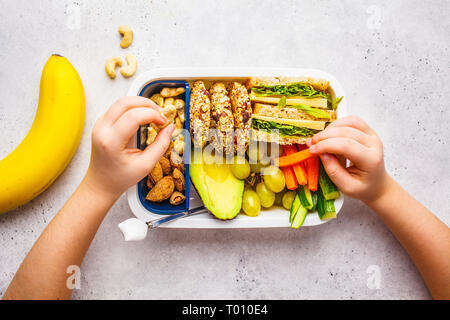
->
[[190, 152, 244, 220]]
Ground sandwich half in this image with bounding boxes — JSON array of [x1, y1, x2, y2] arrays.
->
[[247, 77, 342, 145]]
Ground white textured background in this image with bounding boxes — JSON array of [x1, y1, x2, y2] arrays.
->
[[0, 0, 449, 299]]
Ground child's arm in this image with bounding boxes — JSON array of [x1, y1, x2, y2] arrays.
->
[[308, 116, 450, 300], [3, 97, 174, 300]]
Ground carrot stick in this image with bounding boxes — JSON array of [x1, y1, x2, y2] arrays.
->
[[280, 146, 298, 190], [274, 148, 314, 167], [281, 166, 298, 190], [295, 162, 308, 186], [282, 145, 307, 185], [305, 156, 319, 191]]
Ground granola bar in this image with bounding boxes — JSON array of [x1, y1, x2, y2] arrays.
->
[[229, 82, 252, 154], [189, 81, 211, 148], [210, 82, 235, 154]]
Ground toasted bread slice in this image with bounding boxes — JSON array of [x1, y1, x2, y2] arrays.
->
[[245, 77, 280, 88], [246, 76, 329, 92], [249, 92, 328, 109]]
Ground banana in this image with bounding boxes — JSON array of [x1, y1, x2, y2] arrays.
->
[[0, 55, 85, 214]]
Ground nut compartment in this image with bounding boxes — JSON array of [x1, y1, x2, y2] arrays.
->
[[136, 80, 190, 215]]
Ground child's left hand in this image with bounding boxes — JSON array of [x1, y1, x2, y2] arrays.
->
[[84, 97, 174, 199]]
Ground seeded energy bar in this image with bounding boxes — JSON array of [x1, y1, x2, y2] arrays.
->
[[229, 82, 252, 154], [210, 83, 235, 154], [189, 81, 211, 148]]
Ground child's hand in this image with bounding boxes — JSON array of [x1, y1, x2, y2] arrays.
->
[[307, 116, 388, 203], [84, 97, 174, 198]]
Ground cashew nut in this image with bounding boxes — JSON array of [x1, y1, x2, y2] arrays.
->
[[118, 25, 133, 48], [150, 94, 164, 107], [174, 98, 185, 110], [177, 109, 185, 123], [120, 53, 138, 78], [162, 104, 177, 123], [161, 87, 185, 98], [163, 98, 174, 108], [105, 56, 123, 79], [146, 127, 158, 145], [174, 137, 185, 155]]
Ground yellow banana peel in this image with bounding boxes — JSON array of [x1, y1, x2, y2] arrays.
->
[[0, 54, 86, 214]]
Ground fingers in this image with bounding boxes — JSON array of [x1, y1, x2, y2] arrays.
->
[[103, 96, 164, 126], [326, 115, 376, 136], [311, 126, 374, 147], [137, 124, 175, 171], [112, 107, 167, 145], [320, 154, 355, 190], [309, 137, 371, 168]]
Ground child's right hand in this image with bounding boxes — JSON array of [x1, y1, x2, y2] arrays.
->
[[307, 116, 389, 203]]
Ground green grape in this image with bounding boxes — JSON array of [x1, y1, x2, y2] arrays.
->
[[250, 162, 268, 173], [274, 190, 285, 206], [259, 155, 271, 166], [242, 189, 261, 217], [256, 182, 275, 208], [230, 157, 250, 180], [262, 166, 285, 193], [282, 191, 296, 210]]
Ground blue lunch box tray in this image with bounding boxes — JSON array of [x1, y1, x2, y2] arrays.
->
[[137, 80, 190, 215]]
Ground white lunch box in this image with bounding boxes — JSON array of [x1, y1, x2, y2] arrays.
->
[[127, 68, 346, 228]]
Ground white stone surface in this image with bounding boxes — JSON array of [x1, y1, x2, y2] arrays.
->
[[0, 0, 448, 299]]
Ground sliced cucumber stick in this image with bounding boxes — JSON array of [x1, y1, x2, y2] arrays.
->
[[310, 191, 318, 212], [289, 194, 301, 223], [317, 187, 337, 220], [319, 161, 340, 200], [291, 204, 308, 229], [298, 185, 313, 210]]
